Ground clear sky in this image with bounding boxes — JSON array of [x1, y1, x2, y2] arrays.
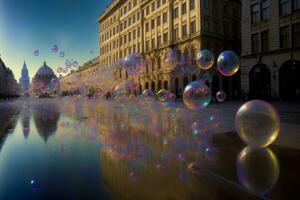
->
[[0, 0, 111, 80]]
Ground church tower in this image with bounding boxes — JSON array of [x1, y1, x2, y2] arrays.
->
[[19, 61, 30, 92]]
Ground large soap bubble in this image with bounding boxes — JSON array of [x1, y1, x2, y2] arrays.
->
[[124, 53, 145, 76], [183, 80, 211, 110], [216, 90, 227, 102], [196, 49, 214, 70], [237, 147, 280, 195], [156, 89, 170, 102], [164, 49, 178, 70], [235, 100, 280, 147], [141, 89, 155, 101], [217, 51, 240, 77]]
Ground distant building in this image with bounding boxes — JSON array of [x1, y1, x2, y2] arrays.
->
[[0, 57, 18, 96], [241, 0, 300, 101], [30, 61, 58, 96], [19, 61, 30, 93], [98, 0, 241, 98]]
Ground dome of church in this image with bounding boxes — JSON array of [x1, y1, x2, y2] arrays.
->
[[30, 61, 58, 96], [35, 62, 56, 77]]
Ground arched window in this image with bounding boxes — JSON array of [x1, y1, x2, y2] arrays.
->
[[191, 47, 196, 64], [164, 81, 169, 90]]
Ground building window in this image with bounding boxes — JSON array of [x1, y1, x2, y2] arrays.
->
[[157, 16, 161, 26], [151, 19, 155, 29], [213, 21, 218, 33], [157, 35, 161, 46], [223, 22, 229, 36], [182, 2, 187, 15], [163, 32, 168, 43], [293, 23, 300, 46], [204, 17, 210, 31], [146, 41, 150, 51], [152, 38, 155, 49], [203, 0, 209, 9], [280, 26, 290, 48], [252, 33, 259, 53], [182, 24, 187, 38], [146, 23, 149, 32], [261, 0, 269, 21], [190, 21, 196, 35], [173, 7, 179, 18], [190, 0, 195, 10], [163, 12, 168, 23], [251, 3, 259, 24], [261, 30, 269, 51], [280, 0, 290, 16], [293, 0, 300, 10], [157, 0, 160, 8], [173, 28, 178, 41]]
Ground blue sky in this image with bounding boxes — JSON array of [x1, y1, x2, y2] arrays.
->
[[0, 0, 111, 80]]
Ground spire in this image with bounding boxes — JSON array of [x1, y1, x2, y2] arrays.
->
[[43, 61, 46, 66]]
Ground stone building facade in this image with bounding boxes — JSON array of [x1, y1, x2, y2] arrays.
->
[[99, 0, 241, 98], [241, 0, 300, 101], [0, 57, 18, 96], [60, 57, 102, 95]]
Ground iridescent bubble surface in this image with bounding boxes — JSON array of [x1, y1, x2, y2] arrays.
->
[[59, 51, 65, 58], [33, 50, 39, 56], [165, 49, 178, 70], [123, 53, 144, 75], [235, 100, 280, 147], [183, 81, 211, 110], [216, 90, 227, 102], [156, 89, 170, 102], [237, 147, 280, 195], [196, 49, 215, 70], [51, 45, 59, 53], [217, 51, 240, 77]]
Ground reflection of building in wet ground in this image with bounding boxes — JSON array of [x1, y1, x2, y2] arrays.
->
[[32, 100, 60, 142], [241, 0, 300, 101], [0, 102, 20, 151], [21, 103, 31, 138]]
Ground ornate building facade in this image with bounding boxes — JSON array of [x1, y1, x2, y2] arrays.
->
[[0, 57, 18, 97], [60, 57, 101, 95], [241, 0, 300, 101], [19, 61, 30, 93], [99, 0, 241, 98]]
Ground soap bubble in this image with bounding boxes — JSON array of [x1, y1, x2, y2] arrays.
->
[[33, 50, 39, 56], [30, 179, 40, 191], [51, 78, 60, 86], [51, 45, 59, 53], [123, 53, 144, 75], [156, 89, 170, 102], [216, 90, 227, 102], [65, 60, 72, 68], [217, 51, 240, 77], [183, 81, 211, 110], [72, 61, 79, 67], [141, 89, 155, 101], [59, 51, 65, 58], [237, 147, 280, 195], [196, 49, 214, 70], [235, 100, 280, 147], [57, 67, 63, 74], [164, 49, 178, 70]]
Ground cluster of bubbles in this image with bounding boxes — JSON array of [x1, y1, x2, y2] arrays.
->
[[195, 49, 240, 77]]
